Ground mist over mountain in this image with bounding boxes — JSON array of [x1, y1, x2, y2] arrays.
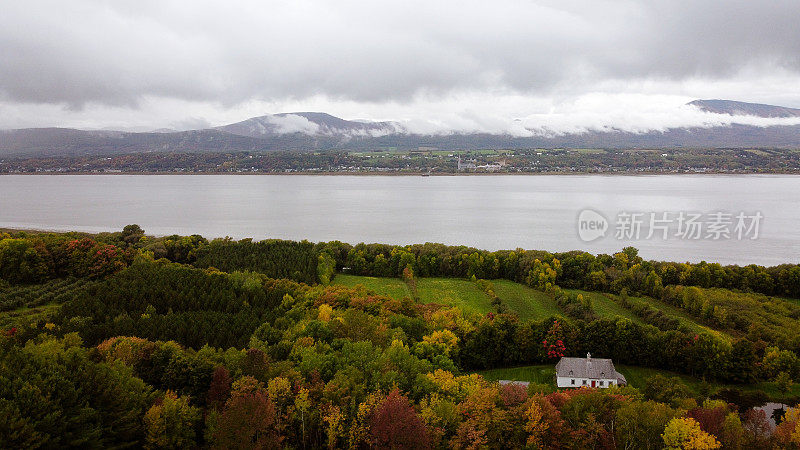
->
[[689, 99, 800, 118], [2, 100, 800, 157], [218, 112, 401, 138]]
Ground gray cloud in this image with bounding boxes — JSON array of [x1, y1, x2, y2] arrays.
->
[[2, 0, 800, 129]]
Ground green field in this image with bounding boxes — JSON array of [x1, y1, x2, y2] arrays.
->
[[565, 289, 645, 324], [334, 274, 563, 317], [332, 274, 413, 299], [335, 275, 663, 324], [492, 280, 562, 320], [414, 278, 495, 314], [333, 275, 494, 314], [477, 365, 557, 385]]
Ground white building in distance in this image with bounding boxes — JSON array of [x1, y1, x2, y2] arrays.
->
[[555, 353, 626, 388]]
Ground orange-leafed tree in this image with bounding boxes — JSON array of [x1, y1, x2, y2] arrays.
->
[[212, 389, 281, 450]]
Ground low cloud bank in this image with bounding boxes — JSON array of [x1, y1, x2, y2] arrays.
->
[[313, 105, 800, 137]]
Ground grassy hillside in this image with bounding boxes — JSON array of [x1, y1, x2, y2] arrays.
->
[[566, 289, 645, 325], [569, 289, 730, 341], [333, 275, 494, 314], [332, 274, 413, 299], [332, 275, 766, 346], [492, 280, 562, 320], [334, 275, 700, 326], [666, 286, 800, 346], [415, 278, 495, 314], [335, 275, 559, 317], [625, 294, 730, 340]]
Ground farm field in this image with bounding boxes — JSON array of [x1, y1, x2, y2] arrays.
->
[[332, 274, 413, 299], [564, 289, 645, 325], [625, 294, 731, 340], [0, 277, 89, 312], [0, 277, 91, 328], [333, 275, 704, 326], [332, 275, 772, 349], [333, 274, 495, 314], [414, 278, 495, 314], [491, 280, 562, 320]]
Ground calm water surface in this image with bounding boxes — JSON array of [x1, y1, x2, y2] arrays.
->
[[1, 174, 798, 266]]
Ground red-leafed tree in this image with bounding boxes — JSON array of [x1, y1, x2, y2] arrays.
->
[[743, 408, 772, 447], [369, 388, 431, 450], [63, 238, 130, 278], [688, 405, 727, 438], [542, 320, 566, 359], [499, 383, 529, 408], [213, 391, 280, 450], [207, 366, 232, 410]]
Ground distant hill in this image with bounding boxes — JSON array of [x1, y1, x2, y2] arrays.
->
[[3, 101, 800, 157], [218, 112, 400, 138], [689, 99, 800, 118], [0, 127, 277, 157]]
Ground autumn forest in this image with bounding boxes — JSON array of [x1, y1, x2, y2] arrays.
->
[[3, 226, 800, 448]]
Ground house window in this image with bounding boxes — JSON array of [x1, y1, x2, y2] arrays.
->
[[599, 381, 604, 387], [582, 380, 587, 386], [571, 379, 575, 385]]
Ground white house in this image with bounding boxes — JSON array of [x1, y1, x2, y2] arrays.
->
[[555, 353, 626, 388]]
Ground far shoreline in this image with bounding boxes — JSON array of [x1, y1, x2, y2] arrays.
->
[[2, 170, 800, 176]]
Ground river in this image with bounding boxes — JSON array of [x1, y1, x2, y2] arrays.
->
[[1, 174, 798, 266]]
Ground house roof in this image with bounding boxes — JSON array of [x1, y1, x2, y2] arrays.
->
[[555, 353, 626, 384]]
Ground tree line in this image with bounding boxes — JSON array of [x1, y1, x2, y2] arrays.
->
[[6, 228, 798, 298]]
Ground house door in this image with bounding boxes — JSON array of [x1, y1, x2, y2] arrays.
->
[[591, 380, 596, 388]]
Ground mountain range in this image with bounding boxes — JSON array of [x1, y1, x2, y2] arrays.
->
[[2, 100, 800, 157]]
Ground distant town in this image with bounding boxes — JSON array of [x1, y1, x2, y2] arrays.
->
[[2, 147, 800, 175]]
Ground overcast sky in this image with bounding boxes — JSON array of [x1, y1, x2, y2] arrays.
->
[[2, 0, 800, 133]]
